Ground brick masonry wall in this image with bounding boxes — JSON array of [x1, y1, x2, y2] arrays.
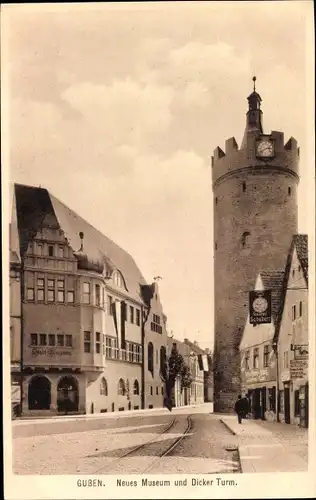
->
[[212, 142, 299, 412]]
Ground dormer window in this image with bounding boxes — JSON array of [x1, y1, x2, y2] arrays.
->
[[112, 271, 124, 289]]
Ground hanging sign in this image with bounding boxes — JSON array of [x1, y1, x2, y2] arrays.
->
[[249, 290, 272, 324]]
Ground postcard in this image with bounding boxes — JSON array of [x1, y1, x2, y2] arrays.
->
[[2, 1, 315, 499]]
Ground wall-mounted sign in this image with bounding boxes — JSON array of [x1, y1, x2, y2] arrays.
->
[[291, 344, 308, 360], [245, 368, 269, 384], [290, 360, 308, 379], [249, 290, 272, 324], [31, 347, 72, 357]]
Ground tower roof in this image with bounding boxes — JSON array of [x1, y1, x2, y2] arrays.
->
[[241, 76, 263, 148]]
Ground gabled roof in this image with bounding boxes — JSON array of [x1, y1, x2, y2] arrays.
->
[[14, 184, 147, 302], [259, 270, 285, 323], [293, 234, 308, 284], [273, 234, 308, 345]]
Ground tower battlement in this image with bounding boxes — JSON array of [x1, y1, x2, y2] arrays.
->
[[211, 131, 299, 188]]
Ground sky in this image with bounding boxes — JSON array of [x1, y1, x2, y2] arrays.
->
[[2, 1, 314, 351]]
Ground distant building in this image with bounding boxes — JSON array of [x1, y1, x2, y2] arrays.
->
[[11, 184, 168, 416], [10, 194, 22, 415], [239, 234, 308, 426], [166, 337, 209, 408]]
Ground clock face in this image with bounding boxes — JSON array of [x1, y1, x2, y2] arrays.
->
[[252, 297, 268, 313], [257, 140, 274, 157]]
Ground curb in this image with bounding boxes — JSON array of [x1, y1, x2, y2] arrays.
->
[[220, 418, 237, 436]]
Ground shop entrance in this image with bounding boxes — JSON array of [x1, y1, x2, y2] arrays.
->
[[28, 375, 51, 410], [57, 375, 79, 413]]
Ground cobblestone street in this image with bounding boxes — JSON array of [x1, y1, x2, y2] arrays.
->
[[12, 407, 239, 475]]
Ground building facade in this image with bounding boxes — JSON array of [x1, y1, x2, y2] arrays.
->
[[240, 235, 308, 426], [212, 79, 299, 412], [275, 235, 308, 427], [12, 184, 167, 416], [240, 271, 283, 421], [166, 337, 206, 408], [10, 200, 22, 415]]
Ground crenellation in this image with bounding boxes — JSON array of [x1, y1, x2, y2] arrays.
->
[[270, 131, 284, 149], [225, 137, 239, 153], [284, 137, 298, 151], [213, 146, 226, 160]]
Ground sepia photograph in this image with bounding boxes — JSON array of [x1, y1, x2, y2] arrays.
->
[[2, 1, 315, 499]]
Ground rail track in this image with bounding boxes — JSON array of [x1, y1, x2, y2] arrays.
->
[[93, 415, 192, 474]]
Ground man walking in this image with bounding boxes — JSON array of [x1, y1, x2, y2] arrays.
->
[[234, 394, 249, 424]]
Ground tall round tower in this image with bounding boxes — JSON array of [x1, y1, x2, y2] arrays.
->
[[212, 78, 299, 412]]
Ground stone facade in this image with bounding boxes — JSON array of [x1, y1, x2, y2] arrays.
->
[[11, 184, 168, 416], [212, 85, 299, 412], [277, 238, 308, 426]]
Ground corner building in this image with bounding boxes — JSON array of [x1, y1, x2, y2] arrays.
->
[[212, 81, 299, 412], [12, 184, 168, 416]]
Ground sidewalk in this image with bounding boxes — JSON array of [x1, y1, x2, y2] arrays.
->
[[221, 415, 308, 473], [13, 402, 214, 426]]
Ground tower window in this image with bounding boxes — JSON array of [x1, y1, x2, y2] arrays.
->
[[215, 197, 218, 204], [288, 187, 291, 195], [242, 182, 246, 192], [241, 231, 250, 248]]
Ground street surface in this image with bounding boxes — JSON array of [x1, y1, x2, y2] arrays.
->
[[12, 405, 308, 475]]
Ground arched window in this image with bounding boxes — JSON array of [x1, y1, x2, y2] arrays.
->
[[160, 346, 167, 376], [133, 379, 140, 395], [148, 342, 154, 374], [241, 231, 250, 248], [100, 378, 108, 396], [118, 378, 125, 395]]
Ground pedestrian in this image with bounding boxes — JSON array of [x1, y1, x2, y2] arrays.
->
[[234, 394, 249, 424]]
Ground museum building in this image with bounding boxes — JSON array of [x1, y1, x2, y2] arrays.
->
[[10, 184, 168, 416]]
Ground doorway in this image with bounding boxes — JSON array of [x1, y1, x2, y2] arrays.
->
[[28, 375, 51, 410], [57, 375, 79, 412], [284, 385, 290, 424], [260, 387, 266, 420]]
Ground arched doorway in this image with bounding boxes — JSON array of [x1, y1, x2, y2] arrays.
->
[[28, 376, 51, 410], [57, 375, 79, 413]]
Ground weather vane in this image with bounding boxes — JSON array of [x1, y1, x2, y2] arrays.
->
[[253, 75, 256, 92]]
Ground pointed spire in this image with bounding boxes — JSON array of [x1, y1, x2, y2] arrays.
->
[[241, 76, 263, 148]]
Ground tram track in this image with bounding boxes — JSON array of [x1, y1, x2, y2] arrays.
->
[[93, 415, 192, 475]]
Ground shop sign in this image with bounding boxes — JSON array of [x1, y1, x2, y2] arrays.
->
[[31, 347, 72, 357], [291, 344, 308, 360], [11, 384, 21, 403], [245, 368, 269, 384], [249, 290, 272, 324], [290, 360, 308, 379]]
